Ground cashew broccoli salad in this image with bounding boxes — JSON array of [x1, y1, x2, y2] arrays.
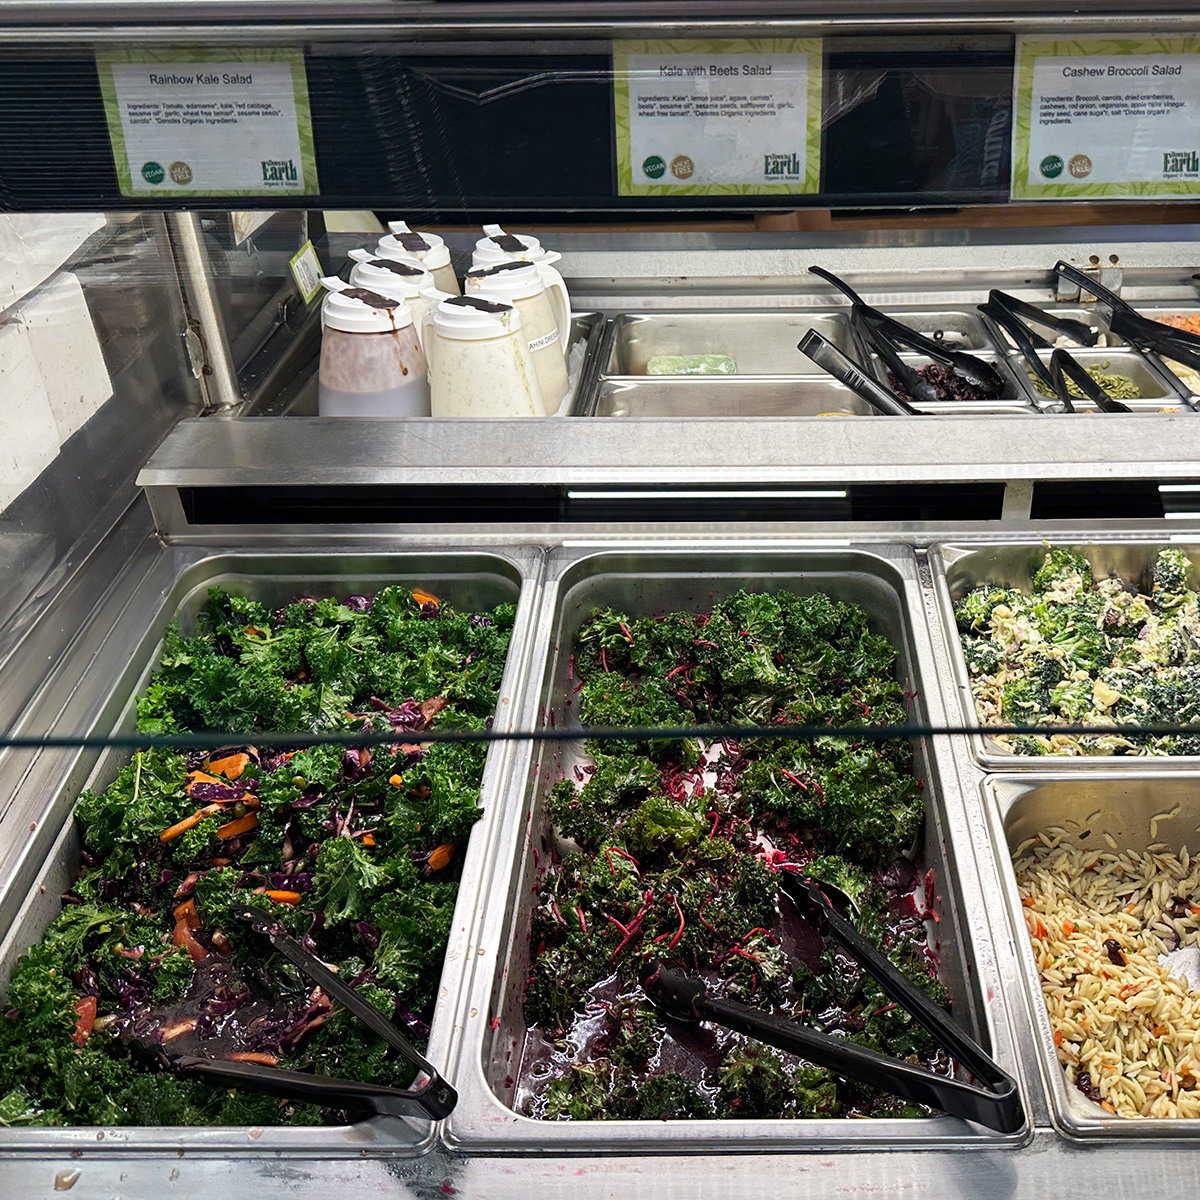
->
[[955, 546, 1200, 756]]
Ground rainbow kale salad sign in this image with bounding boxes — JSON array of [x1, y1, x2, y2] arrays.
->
[[1013, 36, 1200, 199], [613, 39, 822, 196], [97, 47, 317, 198]]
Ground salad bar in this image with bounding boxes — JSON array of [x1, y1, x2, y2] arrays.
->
[[4, 227, 1200, 1199]]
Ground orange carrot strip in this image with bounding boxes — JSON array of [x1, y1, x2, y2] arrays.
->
[[1054, 1030, 1065, 1046], [411, 589, 440, 606], [226, 1052, 279, 1066], [427, 843, 456, 872], [172, 920, 207, 962], [216, 812, 260, 840], [1063, 919, 1075, 936], [187, 771, 225, 788], [389, 774, 404, 787], [206, 753, 250, 781], [160, 804, 223, 843], [173, 898, 201, 930], [362, 833, 376, 847], [264, 890, 302, 906], [72, 996, 97, 1047]]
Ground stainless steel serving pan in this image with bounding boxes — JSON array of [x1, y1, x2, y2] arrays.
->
[[444, 545, 1029, 1151], [983, 772, 1200, 1140], [590, 376, 872, 418], [602, 311, 853, 377], [0, 548, 542, 1156], [932, 540, 1200, 770]]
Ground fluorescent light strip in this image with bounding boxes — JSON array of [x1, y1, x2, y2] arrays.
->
[[1159, 484, 1200, 493], [1162, 512, 1200, 520], [566, 489, 848, 501]]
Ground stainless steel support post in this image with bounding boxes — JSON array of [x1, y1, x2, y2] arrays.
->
[[166, 211, 243, 413]]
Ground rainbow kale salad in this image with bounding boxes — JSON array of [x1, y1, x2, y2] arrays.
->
[[522, 589, 950, 1122], [0, 586, 513, 1127], [956, 546, 1200, 756]]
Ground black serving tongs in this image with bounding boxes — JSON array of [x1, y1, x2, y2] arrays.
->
[[977, 291, 1067, 407], [1046, 347, 1131, 414], [797, 329, 921, 416], [643, 870, 1023, 1134], [129, 906, 457, 1120], [809, 265, 1006, 402], [982, 289, 1098, 349], [1054, 259, 1200, 379]]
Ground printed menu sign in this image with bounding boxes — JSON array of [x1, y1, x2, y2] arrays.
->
[[97, 47, 317, 197], [613, 39, 822, 196], [1012, 36, 1200, 199]]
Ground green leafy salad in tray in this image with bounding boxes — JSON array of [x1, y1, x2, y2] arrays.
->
[[956, 546, 1200, 755], [521, 589, 950, 1122], [0, 586, 513, 1127]]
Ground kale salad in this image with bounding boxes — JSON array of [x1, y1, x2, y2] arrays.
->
[[0, 585, 514, 1127], [956, 546, 1200, 755], [521, 589, 950, 1122]]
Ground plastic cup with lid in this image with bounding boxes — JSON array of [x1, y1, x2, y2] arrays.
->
[[376, 221, 460, 295], [470, 223, 563, 271], [464, 260, 571, 408], [317, 276, 430, 417], [424, 294, 546, 418]]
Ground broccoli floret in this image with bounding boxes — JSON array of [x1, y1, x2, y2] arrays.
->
[[1152, 548, 1193, 608], [1050, 678, 1094, 722], [1001, 676, 1052, 724], [1006, 734, 1053, 756], [1032, 547, 1093, 598], [954, 586, 1016, 634], [961, 636, 1002, 677]]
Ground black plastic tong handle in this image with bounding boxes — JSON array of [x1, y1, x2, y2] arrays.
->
[[985, 289, 1098, 347], [810, 265, 1005, 397], [796, 330, 921, 415], [977, 299, 1066, 408], [174, 1055, 453, 1120], [780, 873, 1019, 1104], [1048, 348, 1131, 414], [646, 969, 1021, 1133], [1055, 259, 1200, 354], [231, 905, 457, 1119], [644, 870, 1024, 1134]]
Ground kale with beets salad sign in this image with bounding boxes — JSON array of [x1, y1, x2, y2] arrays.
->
[[522, 589, 949, 1122], [0, 586, 513, 1127]]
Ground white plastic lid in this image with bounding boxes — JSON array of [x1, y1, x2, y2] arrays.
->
[[463, 260, 543, 302], [320, 277, 414, 333], [471, 224, 560, 268], [379, 221, 451, 271], [348, 252, 431, 299], [430, 294, 521, 340]]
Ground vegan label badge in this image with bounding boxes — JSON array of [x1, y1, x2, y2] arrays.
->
[[97, 46, 318, 197], [613, 38, 823, 195], [1012, 36, 1200, 199]]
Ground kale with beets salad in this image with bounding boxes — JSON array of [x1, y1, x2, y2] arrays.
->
[[521, 589, 948, 1122], [956, 546, 1200, 755], [0, 585, 513, 1127]]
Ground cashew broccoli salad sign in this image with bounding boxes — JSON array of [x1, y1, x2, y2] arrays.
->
[[97, 47, 317, 197], [1012, 36, 1200, 199], [613, 39, 822, 195]]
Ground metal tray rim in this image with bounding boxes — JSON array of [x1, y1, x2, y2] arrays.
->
[[444, 542, 1031, 1151]]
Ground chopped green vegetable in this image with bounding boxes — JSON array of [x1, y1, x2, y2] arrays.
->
[[0, 585, 513, 1126], [958, 545, 1200, 755], [523, 589, 943, 1122]]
